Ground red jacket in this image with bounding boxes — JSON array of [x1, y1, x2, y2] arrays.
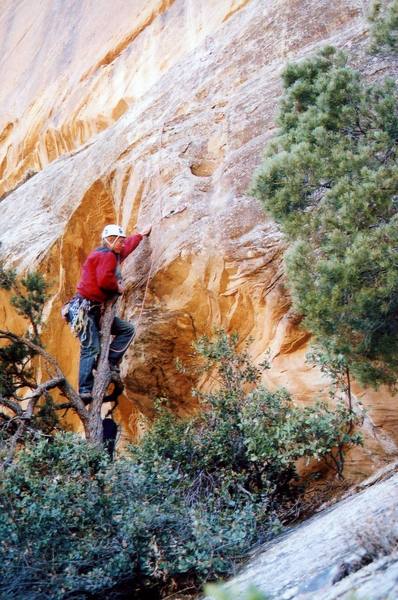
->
[[76, 234, 143, 302]]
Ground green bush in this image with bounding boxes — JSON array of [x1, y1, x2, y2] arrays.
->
[[369, 0, 398, 52], [0, 332, 362, 599], [0, 436, 264, 599], [252, 47, 398, 388], [0, 435, 114, 598]]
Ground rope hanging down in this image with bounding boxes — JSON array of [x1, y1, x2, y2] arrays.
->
[[129, 114, 167, 345]]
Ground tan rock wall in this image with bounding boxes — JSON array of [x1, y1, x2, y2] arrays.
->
[[0, 0, 252, 197], [1, 0, 397, 477]]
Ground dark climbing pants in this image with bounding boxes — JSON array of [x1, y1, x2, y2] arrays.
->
[[77, 306, 135, 394]]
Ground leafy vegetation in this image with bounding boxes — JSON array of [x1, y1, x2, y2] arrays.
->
[[0, 266, 63, 464], [0, 332, 362, 599], [252, 47, 398, 388], [369, 0, 398, 51]]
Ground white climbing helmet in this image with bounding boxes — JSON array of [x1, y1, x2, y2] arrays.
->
[[102, 224, 126, 239]]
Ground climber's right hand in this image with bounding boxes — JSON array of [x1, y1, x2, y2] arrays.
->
[[140, 225, 152, 237]]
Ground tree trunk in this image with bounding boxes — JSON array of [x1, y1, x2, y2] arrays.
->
[[85, 300, 117, 444]]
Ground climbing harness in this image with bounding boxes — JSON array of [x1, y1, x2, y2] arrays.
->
[[63, 295, 99, 342]]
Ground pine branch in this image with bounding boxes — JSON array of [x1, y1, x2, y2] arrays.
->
[[0, 329, 90, 427]]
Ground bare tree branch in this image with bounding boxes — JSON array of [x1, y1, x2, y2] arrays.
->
[[0, 330, 63, 373], [0, 396, 23, 416], [1, 394, 38, 469], [2, 421, 26, 469], [54, 403, 73, 411], [23, 376, 65, 400]]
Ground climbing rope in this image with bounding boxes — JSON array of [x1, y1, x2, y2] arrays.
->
[[128, 112, 167, 345]]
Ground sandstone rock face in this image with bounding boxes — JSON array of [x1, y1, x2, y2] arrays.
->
[[209, 466, 398, 599], [0, 0, 397, 476]]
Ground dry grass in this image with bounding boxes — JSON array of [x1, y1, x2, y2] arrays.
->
[[333, 505, 398, 584], [355, 507, 398, 561]]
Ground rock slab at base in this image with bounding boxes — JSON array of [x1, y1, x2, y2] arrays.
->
[[219, 470, 398, 599]]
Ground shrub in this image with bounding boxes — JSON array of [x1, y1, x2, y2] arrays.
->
[[0, 435, 114, 599], [0, 434, 264, 599], [0, 332, 362, 599], [242, 390, 362, 480], [252, 47, 398, 388]]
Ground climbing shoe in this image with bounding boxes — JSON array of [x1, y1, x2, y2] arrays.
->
[[109, 363, 122, 384], [79, 392, 93, 405], [110, 372, 122, 385]]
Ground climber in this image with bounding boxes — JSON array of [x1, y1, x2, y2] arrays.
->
[[64, 223, 151, 404]]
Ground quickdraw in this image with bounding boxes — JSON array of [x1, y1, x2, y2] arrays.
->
[[64, 296, 97, 342]]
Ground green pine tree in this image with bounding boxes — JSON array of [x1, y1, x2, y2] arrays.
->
[[0, 262, 61, 454], [252, 47, 398, 388], [369, 0, 398, 52]]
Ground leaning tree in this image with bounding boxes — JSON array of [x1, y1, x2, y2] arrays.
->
[[0, 259, 121, 467]]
